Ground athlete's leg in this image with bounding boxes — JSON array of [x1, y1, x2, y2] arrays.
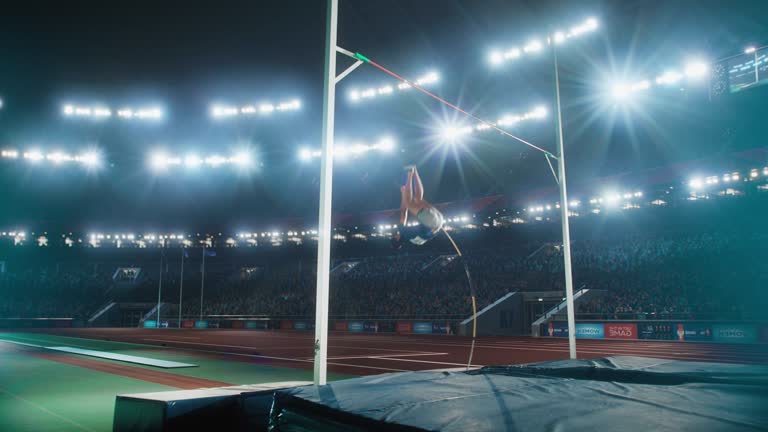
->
[[399, 185, 409, 225], [413, 167, 424, 201], [404, 168, 414, 204]]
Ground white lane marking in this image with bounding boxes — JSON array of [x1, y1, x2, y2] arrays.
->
[[140, 339, 408, 372], [140, 336, 768, 363], [374, 357, 485, 368], [324, 338, 768, 360], [325, 352, 448, 360]]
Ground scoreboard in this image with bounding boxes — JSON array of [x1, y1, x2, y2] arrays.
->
[[711, 47, 768, 96]]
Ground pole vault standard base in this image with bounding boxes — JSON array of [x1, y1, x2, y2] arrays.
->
[[113, 381, 311, 432]]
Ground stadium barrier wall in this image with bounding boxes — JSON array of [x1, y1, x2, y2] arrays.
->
[[542, 321, 768, 343], [0, 318, 80, 328], [137, 318, 456, 335]]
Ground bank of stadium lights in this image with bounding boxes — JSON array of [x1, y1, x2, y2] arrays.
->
[[585, 191, 643, 206], [1, 148, 101, 167], [298, 137, 396, 161], [525, 200, 582, 214], [348, 71, 439, 102], [62, 104, 163, 120], [610, 60, 710, 100], [440, 106, 547, 142], [148, 151, 252, 171], [489, 17, 598, 66], [687, 168, 768, 190], [88, 232, 188, 247], [210, 99, 301, 118]]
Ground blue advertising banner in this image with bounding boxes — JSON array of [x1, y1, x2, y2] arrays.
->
[[143, 320, 157, 328], [245, 320, 268, 329], [712, 324, 757, 343], [413, 322, 433, 334], [293, 321, 308, 331], [348, 321, 365, 332], [432, 322, 449, 335], [575, 323, 604, 339], [682, 323, 713, 341], [194, 320, 209, 329], [363, 321, 377, 332]]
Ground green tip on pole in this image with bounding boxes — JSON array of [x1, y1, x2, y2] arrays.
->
[[354, 52, 371, 63]]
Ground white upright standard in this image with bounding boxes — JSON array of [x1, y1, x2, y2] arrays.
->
[[552, 42, 577, 359], [313, 0, 339, 386]]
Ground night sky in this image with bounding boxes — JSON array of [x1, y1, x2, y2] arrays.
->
[[1, 0, 766, 231]]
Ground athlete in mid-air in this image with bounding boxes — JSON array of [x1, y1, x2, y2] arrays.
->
[[391, 166, 445, 249]]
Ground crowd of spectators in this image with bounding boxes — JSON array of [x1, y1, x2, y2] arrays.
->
[[0, 266, 110, 319], [166, 230, 766, 321], [1, 223, 766, 322]]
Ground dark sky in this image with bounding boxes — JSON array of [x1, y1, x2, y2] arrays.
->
[[1, 0, 766, 231]]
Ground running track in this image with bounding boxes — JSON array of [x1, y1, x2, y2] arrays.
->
[[19, 328, 768, 376]]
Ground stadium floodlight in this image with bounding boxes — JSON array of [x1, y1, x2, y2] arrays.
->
[[655, 70, 684, 85], [230, 152, 252, 166], [211, 105, 239, 118], [375, 137, 396, 152], [23, 150, 44, 162], [75, 151, 99, 167], [437, 105, 549, 140], [64, 103, 161, 120], [151, 150, 252, 171], [277, 99, 301, 111], [745, 46, 757, 54], [489, 17, 598, 66], [184, 154, 203, 168], [299, 148, 313, 161], [133, 107, 163, 119], [611, 83, 631, 99], [684, 61, 709, 79], [1, 149, 19, 159], [631, 80, 651, 91], [348, 70, 440, 103], [149, 152, 180, 171], [211, 99, 301, 118], [441, 125, 471, 142], [300, 137, 397, 161], [523, 40, 543, 53]]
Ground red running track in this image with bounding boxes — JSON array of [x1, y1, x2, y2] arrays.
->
[[20, 328, 768, 376]]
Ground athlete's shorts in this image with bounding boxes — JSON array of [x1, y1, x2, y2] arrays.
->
[[417, 207, 444, 232]]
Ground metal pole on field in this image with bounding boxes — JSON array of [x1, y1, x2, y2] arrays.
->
[[313, 0, 339, 386], [200, 247, 206, 321], [178, 248, 185, 328], [156, 249, 163, 327], [552, 42, 577, 359]]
